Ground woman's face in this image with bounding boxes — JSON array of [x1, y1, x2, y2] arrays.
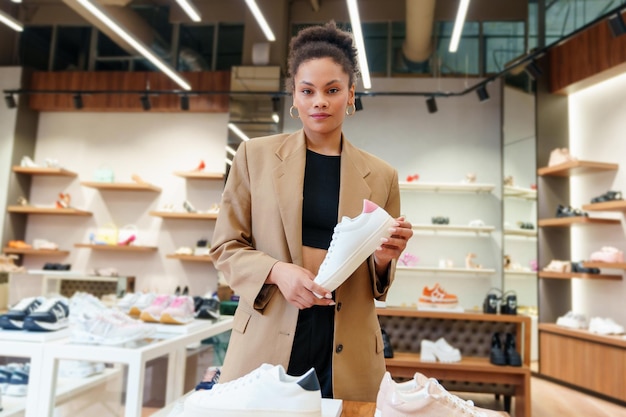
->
[[292, 57, 355, 139]]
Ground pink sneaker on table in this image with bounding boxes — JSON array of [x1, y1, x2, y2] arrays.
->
[[313, 199, 395, 295], [140, 294, 175, 323], [589, 246, 624, 263], [160, 296, 195, 325]]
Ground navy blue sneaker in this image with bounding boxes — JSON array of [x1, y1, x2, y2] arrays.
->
[[23, 298, 69, 332], [195, 293, 220, 321], [0, 297, 44, 330], [6, 368, 29, 397]]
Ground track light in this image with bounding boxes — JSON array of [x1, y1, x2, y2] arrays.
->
[[355, 97, 364, 111], [426, 96, 437, 114], [608, 13, 626, 37], [4, 94, 17, 109], [180, 95, 190, 111], [476, 85, 489, 102], [0, 10, 24, 32], [140, 94, 151, 111], [524, 61, 543, 79], [73, 94, 84, 110]]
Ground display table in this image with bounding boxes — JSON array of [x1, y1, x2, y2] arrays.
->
[[35, 316, 233, 417]]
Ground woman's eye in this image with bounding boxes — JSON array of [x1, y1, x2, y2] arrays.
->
[[301, 89, 312, 95], [328, 88, 339, 94]]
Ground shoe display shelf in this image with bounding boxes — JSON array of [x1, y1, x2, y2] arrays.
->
[[397, 265, 496, 275], [165, 254, 213, 263], [504, 185, 537, 200], [537, 270, 622, 281], [399, 181, 495, 193], [80, 181, 161, 192], [503, 270, 537, 278], [538, 322, 626, 402], [74, 243, 157, 252], [11, 166, 78, 177], [411, 224, 496, 234], [503, 227, 537, 238], [378, 307, 530, 417], [30, 271, 135, 298], [35, 316, 233, 417], [172, 171, 224, 180], [6, 206, 92, 216], [148, 211, 219, 220], [536, 160, 618, 177], [538, 216, 620, 227], [2, 248, 70, 257]]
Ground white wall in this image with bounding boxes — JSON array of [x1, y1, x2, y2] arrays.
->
[[23, 112, 229, 296], [285, 77, 504, 310], [569, 72, 626, 325]]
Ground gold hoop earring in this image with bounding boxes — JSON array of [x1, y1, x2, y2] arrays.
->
[[289, 105, 300, 119], [345, 104, 356, 116]]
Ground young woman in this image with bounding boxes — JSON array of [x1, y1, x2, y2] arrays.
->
[[209, 21, 413, 402]]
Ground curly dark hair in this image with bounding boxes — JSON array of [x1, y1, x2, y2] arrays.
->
[[286, 21, 359, 92]]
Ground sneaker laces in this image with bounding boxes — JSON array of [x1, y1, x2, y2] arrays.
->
[[428, 379, 486, 417], [209, 364, 273, 394], [318, 229, 340, 274]]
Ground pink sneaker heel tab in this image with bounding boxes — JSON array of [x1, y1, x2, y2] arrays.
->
[[362, 199, 379, 213]]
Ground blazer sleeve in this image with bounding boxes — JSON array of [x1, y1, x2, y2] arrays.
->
[[209, 142, 279, 311]]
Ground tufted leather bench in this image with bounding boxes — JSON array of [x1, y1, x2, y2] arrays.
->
[[378, 308, 531, 417]]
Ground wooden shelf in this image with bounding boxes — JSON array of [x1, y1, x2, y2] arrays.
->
[[7, 206, 92, 216], [582, 200, 626, 212], [538, 217, 620, 227], [397, 266, 496, 275], [537, 160, 618, 177], [2, 247, 70, 256], [173, 171, 224, 180], [149, 211, 219, 220], [538, 271, 622, 281], [166, 254, 213, 262], [539, 323, 626, 349], [504, 185, 537, 199], [399, 182, 495, 193], [377, 306, 531, 323], [582, 261, 626, 270], [12, 166, 77, 177], [74, 243, 157, 252], [81, 181, 161, 192], [504, 228, 537, 237], [411, 224, 495, 234]]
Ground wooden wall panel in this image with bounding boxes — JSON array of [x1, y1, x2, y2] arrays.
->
[[28, 71, 231, 112], [549, 11, 626, 95]]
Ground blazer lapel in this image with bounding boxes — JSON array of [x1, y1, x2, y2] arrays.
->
[[338, 136, 372, 219]]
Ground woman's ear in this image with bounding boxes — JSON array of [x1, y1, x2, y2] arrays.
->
[[349, 84, 356, 104]]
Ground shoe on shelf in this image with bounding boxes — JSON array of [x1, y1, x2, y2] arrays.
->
[[183, 200, 197, 213], [7, 240, 31, 249], [465, 252, 482, 269], [44, 158, 61, 168], [140, 294, 176, 323], [194, 366, 222, 391], [20, 156, 38, 168], [556, 311, 588, 329], [32, 239, 59, 250], [418, 283, 458, 307], [590, 246, 624, 263], [588, 317, 625, 335], [382, 328, 394, 358], [543, 259, 571, 273], [517, 221, 534, 230], [591, 190, 623, 203], [571, 261, 600, 275], [70, 309, 156, 345], [376, 371, 507, 417], [504, 332, 522, 366], [462, 172, 476, 183], [194, 160, 206, 171], [555, 204, 588, 218], [160, 296, 195, 325], [128, 293, 156, 317], [548, 148, 577, 167], [406, 173, 419, 182], [5, 367, 30, 397], [420, 338, 461, 363], [398, 252, 419, 267], [499, 291, 517, 315], [22, 297, 70, 332], [182, 364, 321, 417], [468, 219, 485, 227], [503, 175, 514, 186], [117, 293, 140, 314], [313, 199, 395, 296], [431, 216, 449, 225], [175, 246, 194, 256], [195, 293, 221, 321], [490, 333, 507, 366], [59, 360, 105, 379], [0, 297, 45, 330], [482, 288, 502, 314]]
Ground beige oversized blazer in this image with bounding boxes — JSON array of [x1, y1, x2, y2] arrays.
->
[[209, 129, 400, 402]]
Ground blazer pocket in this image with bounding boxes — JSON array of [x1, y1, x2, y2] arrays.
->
[[233, 310, 252, 334], [375, 327, 384, 354]]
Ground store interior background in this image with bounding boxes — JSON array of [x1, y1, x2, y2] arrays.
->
[[1, 0, 626, 412]]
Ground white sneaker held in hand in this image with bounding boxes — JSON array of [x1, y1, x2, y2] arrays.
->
[[313, 199, 395, 296], [183, 363, 322, 417]]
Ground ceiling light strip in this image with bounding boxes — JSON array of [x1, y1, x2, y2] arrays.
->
[[449, 0, 470, 53], [76, 0, 191, 90], [0, 10, 24, 32], [176, 0, 201, 23], [346, 0, 371, 90], [244, 0, 276, 42], [228, 123, 250, 141]]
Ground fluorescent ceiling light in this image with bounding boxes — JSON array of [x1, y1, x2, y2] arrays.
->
[[244, 0, 275, 42], [449, 0, 470, 53], [176, 0, 201, 23], [346, 0, 371, 89], [225, 158, 233, 166], [0, 10, 24, 32], [76, 0, 191, 90], [228, 123, 250, 141], [225, 145, 237, 156]]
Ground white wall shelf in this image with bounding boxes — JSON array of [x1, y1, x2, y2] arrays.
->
[[504, 270, 538, 278], [173, 171, 224, 180], [12, 166, 77, 177], [149, 211, 219, 220], [399, 182, 495, 193], [504, 185, 537, 199], [80, 181, 161, 192], [504, 228, 537, 237], [411, 224, 495, 234]]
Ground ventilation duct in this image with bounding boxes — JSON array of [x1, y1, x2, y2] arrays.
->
[[402, 0, 436, 72]]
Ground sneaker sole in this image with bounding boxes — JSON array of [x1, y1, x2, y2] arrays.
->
[[6, 385, 27, 397], [160, 313, 194, 325], [314, 216, 396, 295], [23, 318, 68, 332], [140, 311, 161, 323], [184, 406, 321, 417]]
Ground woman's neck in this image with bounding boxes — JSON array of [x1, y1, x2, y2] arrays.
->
[[304, 130, 342, 156]]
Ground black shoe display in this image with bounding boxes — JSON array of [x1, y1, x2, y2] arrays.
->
[[591, 190, 623, 203], [555, 204, 588, 218], [381, 328, 394, 358], [196, 294, 221, 321], [505, 332, 522, 367], [499, 291, 517, 315], [489, 332, 507, 366], [482, 288, 502, 314], [571, 261, 600, 275]]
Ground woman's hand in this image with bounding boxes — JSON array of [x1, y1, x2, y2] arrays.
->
[[373, 216, 414, 276], [266, 262, 335, 309]]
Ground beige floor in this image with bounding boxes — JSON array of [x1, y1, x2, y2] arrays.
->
[[142, 375, 626, 417]]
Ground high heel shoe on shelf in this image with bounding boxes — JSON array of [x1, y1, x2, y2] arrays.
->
[[194, 160, 206, 171], [55, 193, 71, 209], [118, 235, 136, 246]]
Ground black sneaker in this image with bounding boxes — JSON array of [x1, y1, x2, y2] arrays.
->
[[489, 332, 507, 366], [0, 297, 45, 330], [505, 332, 522, 366], [22, 298, 69, 332], [499, 291, 517, 315], [196, 293, 221, 321], [381, 328, 394, 358], [482, 288, 502, 314]]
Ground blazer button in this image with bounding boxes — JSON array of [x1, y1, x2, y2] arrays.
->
[[336, 302, 342, 311], [336, 344, 343, 353]]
